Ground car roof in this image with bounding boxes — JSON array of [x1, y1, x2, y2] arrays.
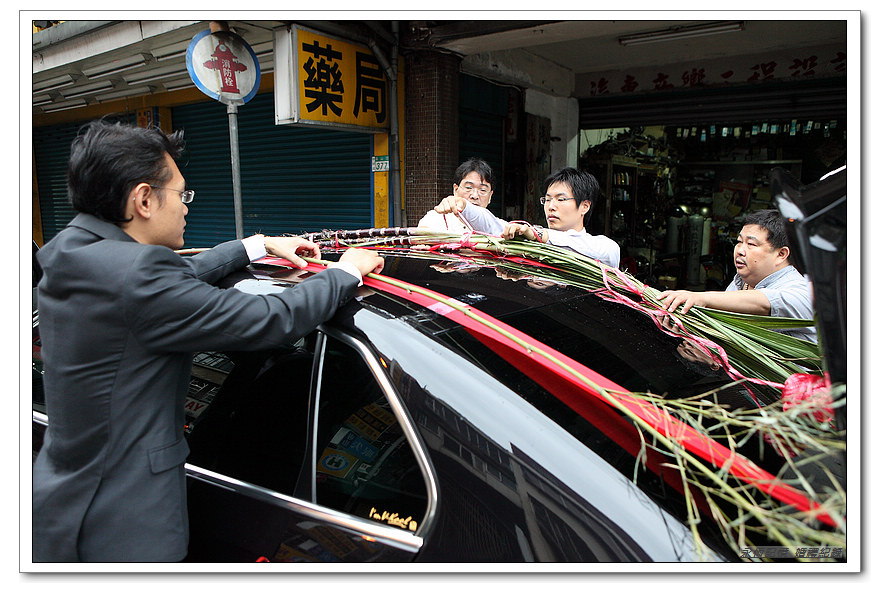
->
[[234, 247, 775, 408], [251, 248, 589, 325]]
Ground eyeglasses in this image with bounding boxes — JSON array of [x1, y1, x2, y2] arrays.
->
[[539, 196, 575, 205], [150, 185, 195, 203], [458, 183, 491, 197]]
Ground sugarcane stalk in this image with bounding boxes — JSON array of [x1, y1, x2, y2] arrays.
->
[[199, 233, 846, 558], [294, 227, 821, 386], [304, 256, 838, 535]]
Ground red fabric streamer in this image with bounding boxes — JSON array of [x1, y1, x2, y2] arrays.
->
[[427, 230, 480, 252], [763, 373, 835, 458], [255, 256, 837, 527], [292, 262, 836, 527]]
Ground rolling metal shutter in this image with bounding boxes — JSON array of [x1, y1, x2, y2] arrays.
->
[[34, 95, 373, 248], [579, 77, 846, 129], [459, 74, 507, 217], [172, 92, 374, 248], [33, 121, 81, 244], [33, 117, 133, 244], [459, 108, 504, 218]]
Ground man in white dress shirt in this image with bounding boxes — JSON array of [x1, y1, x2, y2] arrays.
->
[[417, 157, 495, 233], [432, 166, 620, 268]]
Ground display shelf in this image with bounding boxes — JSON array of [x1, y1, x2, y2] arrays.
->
[[590, 155, 660, 246], [676, 160, 802, 219]]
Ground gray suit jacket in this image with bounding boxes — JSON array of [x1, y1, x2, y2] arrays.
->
[[33, 214, 358, 561]]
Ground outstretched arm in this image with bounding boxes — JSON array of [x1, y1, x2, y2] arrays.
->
[[434, 197, 506, 235], [658, 288, 772, 315]]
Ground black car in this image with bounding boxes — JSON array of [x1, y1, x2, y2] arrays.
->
[[31, 168, 847, 564]]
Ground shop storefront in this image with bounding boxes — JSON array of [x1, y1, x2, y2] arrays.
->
[[577, 74, 846, 290]]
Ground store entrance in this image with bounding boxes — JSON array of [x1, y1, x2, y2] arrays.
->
[[580, 119, 845, 291]]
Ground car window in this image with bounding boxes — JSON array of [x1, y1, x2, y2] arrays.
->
[[313, 334, 428, 534], [184, 337, 317, 495], [184, 351, 235, 433]]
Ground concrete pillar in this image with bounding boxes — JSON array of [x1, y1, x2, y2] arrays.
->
[[402, 49, 462, 223]]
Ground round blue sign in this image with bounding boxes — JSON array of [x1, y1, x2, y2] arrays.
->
[[186, 29, 261, 105]]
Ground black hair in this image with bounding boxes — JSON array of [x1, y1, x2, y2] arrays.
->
[[541, 167, 600, 225], [66, 120, 185, 223], [453, 157, 495, 190], [742, 209, 789, 250]]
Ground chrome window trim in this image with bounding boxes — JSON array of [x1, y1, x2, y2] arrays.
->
[[308, 331, 328, 501], [33, 410, 421, 553], [184, 463, 423, 554], [315, 325, 440, 540], [30, 324, 440, 553]]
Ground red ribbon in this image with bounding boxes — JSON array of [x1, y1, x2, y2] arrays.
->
[[782, 373, 835, 423], [260, 258, 837, 527], [347, 265, 838, 527]]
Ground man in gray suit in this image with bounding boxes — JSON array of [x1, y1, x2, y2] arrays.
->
[[32, 120, 384, 562]]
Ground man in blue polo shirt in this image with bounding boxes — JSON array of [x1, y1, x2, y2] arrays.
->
[[658, 209, 815, 342]]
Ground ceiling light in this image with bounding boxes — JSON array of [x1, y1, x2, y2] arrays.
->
[[38, 99, 87, 113], [155, 50, 186, 63], [618, 21, 744, 46], [123, 67, 189, 86], [153, 40, 189, 62], [163, 79, 195, 92], [96, 86, 155, 102], [82, 55, 148, 79], [33, 73, 77, 93], [59, 80, 114, 99]]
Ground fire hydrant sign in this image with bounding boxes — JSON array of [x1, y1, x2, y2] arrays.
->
[[187, 29, 261, 105]]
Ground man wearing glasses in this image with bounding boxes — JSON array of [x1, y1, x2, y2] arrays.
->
[[417, 157, 495, 232], [433, 166, 620, 267], [32, 120, 383, 562]]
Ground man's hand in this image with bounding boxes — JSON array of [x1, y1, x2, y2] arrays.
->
[[433, 195, 468, 215], [502, 222, 545, 243], [657, 290, 706, 315], [658, 288, 772, 316], [339, 248, 385, 277], [263, 236, 321, 269]]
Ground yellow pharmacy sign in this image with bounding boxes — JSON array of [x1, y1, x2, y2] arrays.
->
[[285, 26, 389, 131]]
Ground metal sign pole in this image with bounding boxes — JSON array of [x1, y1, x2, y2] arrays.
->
[[227, 103, 244, 240], [187, 26, 260, 242]]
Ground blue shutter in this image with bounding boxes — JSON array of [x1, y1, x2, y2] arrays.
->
[[459, 75, 507, 217], [34, 115, 136, 244], [33, 121, 80, 243], [33, 97, 373, 248], [172, 92, 374, 248]]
